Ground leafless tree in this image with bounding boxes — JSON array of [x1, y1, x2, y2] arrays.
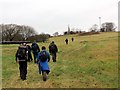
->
[[53, 32, 59, 36], [20, 25, 37, 40], [1, 24, 37, 41], [1, 24, 21, 41], [101, 22, 116, 32], [89, 24, 98, 32]]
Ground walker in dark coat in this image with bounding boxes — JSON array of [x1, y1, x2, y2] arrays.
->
[[31, 42, 40, 63], [15, 43, 28, 80], [49, 41, 58, 62], [65, 38, 68, 44]]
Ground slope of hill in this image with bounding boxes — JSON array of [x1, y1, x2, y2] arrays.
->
[[2, 32, 118, 88]]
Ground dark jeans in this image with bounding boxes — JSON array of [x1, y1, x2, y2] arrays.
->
[[19, 61, 27, 80], [51, 53, 56, 62]]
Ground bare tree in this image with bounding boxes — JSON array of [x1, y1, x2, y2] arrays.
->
[[89, 24, 98, 32], [1, 24, 21, 41], [101, 22, 116, 32], [53, 32, 59, 36], [20, 25, 37, 40], [1, 24, 37, 41]]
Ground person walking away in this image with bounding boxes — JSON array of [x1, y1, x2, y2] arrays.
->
[[31, 42, 40, 63], [15, 43, 28, 80], [49, 41, 58, 62], [71, 37, 74, 42], [37, 46, 50, 81], [65, 38, 68, 45], [27, 44, 33, 62]]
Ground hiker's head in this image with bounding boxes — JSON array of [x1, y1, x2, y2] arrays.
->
[[20, 42, 26, 45], [42, 46, 46, 50], [32, 40, 37, 44], [52, 41, 54, 44], [23, 43, 26, 46]]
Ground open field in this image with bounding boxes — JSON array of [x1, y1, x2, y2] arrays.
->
[[2, 32, 118, 88]]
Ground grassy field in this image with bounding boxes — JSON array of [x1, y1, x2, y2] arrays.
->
[[2, 32, 118, 88]]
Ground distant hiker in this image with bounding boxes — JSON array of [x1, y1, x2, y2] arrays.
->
[[37, 46, 50, 81], [49, 41, 58, 62], [15, 43, 28, 80], [42, 40, 45, 43], [27, 44, 33, 62], [65, 38, 68, 44], [31, 42, 40, 63], [71, 37, 74, 42]]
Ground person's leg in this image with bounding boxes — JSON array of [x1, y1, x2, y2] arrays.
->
[[33, 53, 36, 63], [42, 71, 47, 81], [34, 54, 38, 63], [53, 53, 56, 62], [27, 57, 30, 62], [22, 61, 27, 80], [25, 61, 27, 78], [52, 53, 54, 62], [19, 62, 22, 79], [54, 53, 56, 62], [19, 62, 25, 80], [29, 52, 33, 61], [27, 52, 30, 62], [66, 42, 68, 44], [38, 63, 41, 74]]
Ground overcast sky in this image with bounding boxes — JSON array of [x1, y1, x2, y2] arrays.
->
[[0, 0, 119, 35]]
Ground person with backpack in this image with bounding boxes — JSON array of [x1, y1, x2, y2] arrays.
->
[[31, 42, 40, 63], [65, 38, 68, 45], [37, 46, 50, 81], [49, 41, 58, 62], [71, 37, 74, 42], [15, 43, 28, 81]]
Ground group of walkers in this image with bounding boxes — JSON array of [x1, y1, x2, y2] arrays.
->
[[65, 37, 74, 45], [15, 41, 58, 81]]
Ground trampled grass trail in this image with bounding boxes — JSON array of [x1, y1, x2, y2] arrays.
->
[[2, 32, 118, 88]]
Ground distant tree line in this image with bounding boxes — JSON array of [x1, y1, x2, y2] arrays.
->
[[64, 30, 83, 35], [27, 34, 50, 42], [0, 22, 116, 42], [0, 24, 50, 42], [89, 22, 116, 32], [63, 22, 116, 35]]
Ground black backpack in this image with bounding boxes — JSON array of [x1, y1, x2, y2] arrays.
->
[[17, 46, 28, 60], [31, 43, 37, 51], [39, 51, 47, 62], [50, 45, 55, 51]]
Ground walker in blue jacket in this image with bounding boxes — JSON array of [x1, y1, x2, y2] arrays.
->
[[37, 46, 50, 81]]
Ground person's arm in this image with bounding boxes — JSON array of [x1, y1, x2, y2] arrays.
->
[[15, 50, 18, 63], [46, 51, 50, 62], [55, 45, 58, 53], [49, 45, 51, 53], [26, 47, 29, 60], [37, 44, 40, 52], [31, 45, 33, 52], [36, 52, 40, 64]]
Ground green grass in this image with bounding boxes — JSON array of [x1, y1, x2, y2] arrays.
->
[[2, 32, 118, 88]]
